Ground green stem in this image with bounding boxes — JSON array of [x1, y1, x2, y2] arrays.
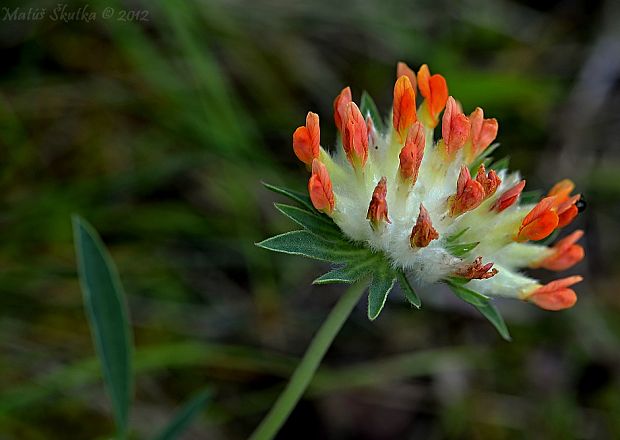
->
[[249, 282, 366, 440]]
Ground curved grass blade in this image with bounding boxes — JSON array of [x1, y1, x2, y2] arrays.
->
[[72, 215, 133, 437], [154, 388, 213, 440], [262, 182, 314, 212], [368, 266, 397, 320], [397, 271, 421, 308]]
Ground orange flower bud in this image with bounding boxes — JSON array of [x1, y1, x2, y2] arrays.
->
[[308, 159, 335, 215], [393, 75, 417, 141], [491, 180, 526, 212], [466, 107, 498, 161], [417, 64, 448, 128], [399, 121, 425, 184], [410, 203, 438, 248], [292, 112, 320, 165], [475, 164, 501, 198], [397, 61, 417, 90], [524, 275, 582, 311], [455, 256, 498, 280], [449, 165, 485, 216], [533, 230, 585, 271], [548, 179, 581, 228], [516, 196, 559, 242], [342, 102, 368, 168], [333, 86, 352, 133], [367, 177, 390, 227], [442, 96, 471, 157]]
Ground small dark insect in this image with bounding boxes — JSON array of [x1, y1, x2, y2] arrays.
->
[[576, 197, 587, 213]]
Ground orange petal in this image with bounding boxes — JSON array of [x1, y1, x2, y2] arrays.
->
[[367, 177, 390, 227], [534, 230, 585, 271], [516, 197, 559, 242], [548, 179, 575, 199], [393, 75, 417, 141], [398, 121, 425, 184], [557, 204, 578, 228], [466, 108, 498, 162], [308, 159, 335, 214], [397, 61, 417, 90], [417, 64, 448, 126], [342, 102, 368, 168], [491, 180, 526, 212], [442, 96, 471, 157], [525, 276, 582, 311], [455, 256, 498, 280], [410, 203, 438, 247], [333, 87, 352, 133], [292, 112, 320, 165], [449, 165, 485, 216]]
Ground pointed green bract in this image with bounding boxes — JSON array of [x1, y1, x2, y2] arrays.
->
[[446, 278, 490, 307], [445, 227, 470, 243], [262, 182, 315, 212], [367, 265, 397, 320], [397, 271, 421, 308], [155, 388, 213, 440], [473, 301, 511, 341], [275, 203, 342, 241], [520, 189, 543, 205], [313, 256, 378, 285], [489, 156, 510, 171], [446, 241, 480, 257], [256, 230, 366, 262], [446, 278, 511, 340], [360, 91, 384, 132], [72, 216, 133, 437]]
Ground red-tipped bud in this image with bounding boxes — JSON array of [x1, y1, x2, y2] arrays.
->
[[533, 230, 585, 271], [342, 102, 368, 168], [455, 256, 498, 280], [308, 159, 335, 215], [524, 276, 582, 311], [466, 107, 498, 161], [449, 165, 485, 216], [367, 177, 390, 228], [442, 96, 471, 157], [516, 196, 559, 242], [292, 112, 320, 165], [491, 180, 526, 212], [417, 64, 448, 128], [475, 164, 501, 198], [397, 61, 417, 90], [399, 121, 425, 184], [410, 203, 438, 248], [333, 87, 352, 133], [393, 75, 417, 141]]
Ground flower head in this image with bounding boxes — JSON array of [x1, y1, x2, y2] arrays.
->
[[262, 61, 586, 335]]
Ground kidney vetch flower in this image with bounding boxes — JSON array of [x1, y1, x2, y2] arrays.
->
[[259, 61, 586, 339]]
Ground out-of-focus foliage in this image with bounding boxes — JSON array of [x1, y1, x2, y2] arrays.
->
[[0, 0, 619, 438]]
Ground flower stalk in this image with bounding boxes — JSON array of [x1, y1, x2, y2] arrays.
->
[[249, 282, 367, 440]]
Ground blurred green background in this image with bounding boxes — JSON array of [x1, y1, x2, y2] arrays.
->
[[1, 0, 620, 438]]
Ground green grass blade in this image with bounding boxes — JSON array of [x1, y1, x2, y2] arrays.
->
[[72, 215, 133, 437], [154, 388, 213, 440], [473, 301, 512, 341]]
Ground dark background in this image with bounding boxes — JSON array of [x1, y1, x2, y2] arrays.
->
[[0, 0, 619, 438]]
